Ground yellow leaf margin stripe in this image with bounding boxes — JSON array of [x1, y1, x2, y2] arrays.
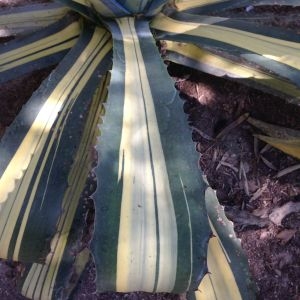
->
[[59, 0, 131, 18], [0, 21, 80, 73], [173, 0, 226, 12], [163, 41, 300, 101], [256, 135, 300, 160], [21, 73, 110, 300], [248, 117, 300, 159], [0, 25, 112, 262], [196, 227, 242, 300], [201, 188, 256, 300], [92, 17, 209, 294], [115, 17, 177, 292], [151, 13, 300, 70]]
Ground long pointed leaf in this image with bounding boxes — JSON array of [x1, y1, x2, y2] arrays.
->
[[20, 73, 110, 300], [0, 22, 112, 262], [248, 117, 300, 139], [56, 0, 100, 23], [57, 0, 167, 17], [118, 0, 167, 15], [0, 2, 70, 37], [162, 41, 300, 104], [248, 117, 300, 160], [255, 135, 300, 160], [196, 188, 256, 300], [92, 17, 210, 294], [151, 12, 300, 88], [173, 0, 300, 13], [0, 15, 80, 84], [57, 0, 130, 19], [90, 0, 131, 17]]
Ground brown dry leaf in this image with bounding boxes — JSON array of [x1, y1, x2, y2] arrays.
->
[[260, 231, 272, 240], [219, 161, 238, 173], [247, 179, 258, 193], [276, 164, 300, 178], [269, 201, 300, 226], [248, 117, 300, 159], [271, 252, 294, 269], [278, 253, 293, 269], [276, 229, 297, 245], [260, 155, 277, 170], [216, 112, 249, 139], [192, 126, 214, 141], [256, 134, 300, 160], [248, 117, 300, 139], [260, 143, 272, 154], [239, 161, 250, 196], [252, 207, 270, 219], [225, 207, 270, 229], [249, 183, 268, 202]]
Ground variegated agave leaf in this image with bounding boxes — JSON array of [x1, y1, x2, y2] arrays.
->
[[0, 0, 262, 298], [0, 21, 112, 262], [92, 16, 210, 293]]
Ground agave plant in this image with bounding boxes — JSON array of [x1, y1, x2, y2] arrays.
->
[[0, 0, 299, 299]]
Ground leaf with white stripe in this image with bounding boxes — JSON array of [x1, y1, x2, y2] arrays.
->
[[92, 17, 210, 294]]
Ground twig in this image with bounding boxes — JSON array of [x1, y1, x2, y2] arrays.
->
[[202, 116, 246, 153], [254, 136, 259, 160], [226, 207, 270, 229], [216, 112, 249, 140], [260, 143, 271, 154], [249, 183, 268, 202], [260, 155, 277, 171], [239, 160, 243, 180], [212, 148, 219, 164], [219, 161, 239, 173], [240, 161, 250, 196], [195, 84, 201, 99], [216, 152, 229, 171], [191, 126, 215, 141], [276, 164, 300, 178]]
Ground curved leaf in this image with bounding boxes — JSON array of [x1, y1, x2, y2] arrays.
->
[[0, 2, 70, 37], [0, 15, 80, 84], [248, 117, 300, 139], [0, 22, 112, 262], [92, 17, 210, 294], [57, 0, 168, 17], [172, 0, 300, 14], [20, 73, 110, 300], [194, 188, 255, 300], [248, 117, 300, 159], [151, 12, 300, 88], [162, 41, 300, 104], [255, 134, 300, 160]]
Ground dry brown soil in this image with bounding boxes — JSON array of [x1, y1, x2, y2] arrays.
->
[[1, 1, 300, 300]]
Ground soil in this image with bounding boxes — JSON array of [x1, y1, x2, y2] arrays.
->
[[1, 1, 300, 300], [168, 63, 300, 300]]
